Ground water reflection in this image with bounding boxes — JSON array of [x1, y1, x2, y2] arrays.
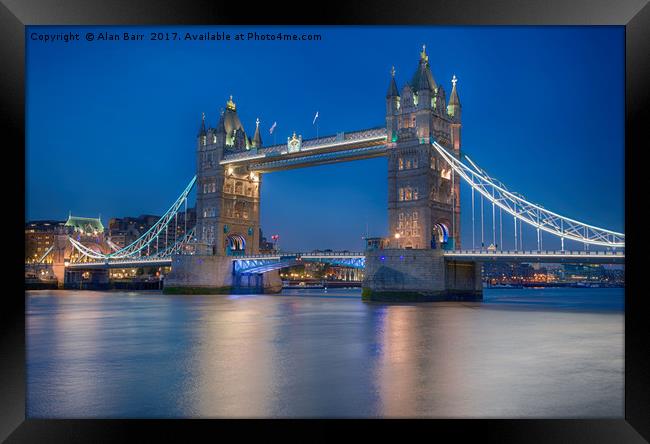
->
[[27, 288, 623, 418]]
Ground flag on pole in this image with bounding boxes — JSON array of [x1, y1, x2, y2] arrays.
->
[[313, 111, 319, 125], [269, 121, 277, 134]]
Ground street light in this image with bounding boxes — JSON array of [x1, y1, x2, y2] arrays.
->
[[394, 233, 401, 239]]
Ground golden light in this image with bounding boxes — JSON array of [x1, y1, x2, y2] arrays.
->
[[394, 233, 401, 239]]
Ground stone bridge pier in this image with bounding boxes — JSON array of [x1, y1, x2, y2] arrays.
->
[[64, 268, 110, 290], [362, 249, 482, 302], [163, 255, 282, 294]]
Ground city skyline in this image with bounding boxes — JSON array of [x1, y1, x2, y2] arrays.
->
[[26, 26, 624, 251]]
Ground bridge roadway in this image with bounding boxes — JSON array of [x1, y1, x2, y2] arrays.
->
[[64, 249, 624, 271]]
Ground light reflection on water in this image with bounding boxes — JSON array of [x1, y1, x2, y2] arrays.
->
[[26, 287, 623, 418]]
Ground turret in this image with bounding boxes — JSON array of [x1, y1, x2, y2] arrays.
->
[[213, 108, 226, 146], [386, 66, 400, 142], [387, 66, 399, 95], [447, 75, 462, 121], [197, 112, 207, 147], [252, 117, 263, 148]]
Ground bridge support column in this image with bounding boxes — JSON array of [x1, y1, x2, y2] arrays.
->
[[163, 255, 234, 294], [63, 268, 109, 290], [232, 270, 282, 294], [362, 249, 482, 302], [52, 263, 66, 289]]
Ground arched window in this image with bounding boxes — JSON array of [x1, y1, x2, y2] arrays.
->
[[225, 234, 246, 256]]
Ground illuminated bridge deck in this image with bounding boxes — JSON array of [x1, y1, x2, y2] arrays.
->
[[443, 250, 625, 264], [65, 250, 624, 270]]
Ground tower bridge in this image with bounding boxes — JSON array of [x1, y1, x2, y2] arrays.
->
[[37, 46, 624, 299]]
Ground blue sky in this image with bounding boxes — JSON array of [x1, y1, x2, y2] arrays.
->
[[26, 26, 624, 251]]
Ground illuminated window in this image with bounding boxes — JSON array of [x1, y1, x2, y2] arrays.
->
[[406, 159, 411, 169], [413, 188, 419, 200], [405, 188, 412, 200], [413, 158, 418, 168], [399, 188, 404, 201], [398, 158, 404, 170]]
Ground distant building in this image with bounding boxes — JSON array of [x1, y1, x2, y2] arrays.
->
[[258, 229, 275, 254], [25, 219, 66, 263], [108, 214, 160, 249], [563, 264, 605, 281], [107, 207, 196, 250], [482, 262, 535, 281], [64, 214, 104, 235], [25, 214, 105, 263]]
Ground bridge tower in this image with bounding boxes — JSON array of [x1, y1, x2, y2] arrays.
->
[[195, 97, 261, 256], [386, 45, 462, 250]]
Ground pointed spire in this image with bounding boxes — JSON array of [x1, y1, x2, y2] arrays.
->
[[447, 75, 461, 117], [387, 66, 399, 98], [252, 117, 262, 148], [449, 75, 461, 105], [411, 45, 436, 92], [215, 108, 225, 133], [198, 112, 207, 137]]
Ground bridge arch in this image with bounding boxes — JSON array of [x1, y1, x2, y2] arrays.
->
[[431, 220, 450, 249], [225, 234, 247, 256]]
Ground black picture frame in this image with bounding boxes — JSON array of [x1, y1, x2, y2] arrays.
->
[[3, 0, 648, 441]]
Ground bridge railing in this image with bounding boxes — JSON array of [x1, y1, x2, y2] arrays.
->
[[235, 251, 365, 260], [448, 250, 624, 256]]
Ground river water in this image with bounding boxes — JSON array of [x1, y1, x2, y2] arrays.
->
[[26, 287, 624, 418]]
